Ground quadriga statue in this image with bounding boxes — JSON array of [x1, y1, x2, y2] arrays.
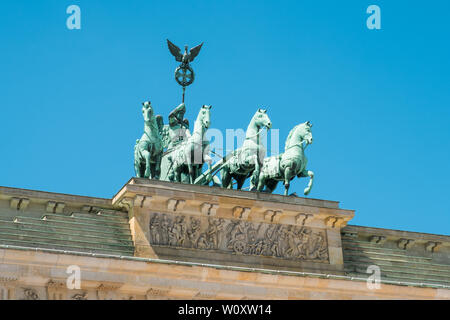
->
[[256, 121, 314, 196], [134, 101, 163, 179]]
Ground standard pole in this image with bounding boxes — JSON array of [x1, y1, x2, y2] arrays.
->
[[182, 86, 186, 103]]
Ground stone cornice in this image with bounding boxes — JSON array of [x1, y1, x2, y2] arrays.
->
[[112, 179, 354, 228], [0, 186, 113, 208], [114, 178, 342, 209], [343, 225, 450, 244]]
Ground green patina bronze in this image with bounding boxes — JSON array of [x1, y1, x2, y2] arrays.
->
[[161, 103, 191, 150], [220, 109, 272, 190], [257, 122, 314, 196], [134, 101, 164, 179], [166, 105, 213, 184], [167, 39, 203, 103], [133, 40, 316, 196], [159, 103, 192, 183]]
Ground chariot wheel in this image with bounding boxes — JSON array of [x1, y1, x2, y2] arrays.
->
[[233, 240, 246, 254], [175, 65, 194, 87]]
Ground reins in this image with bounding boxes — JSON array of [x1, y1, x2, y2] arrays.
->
[[244, 127, 266, 140]]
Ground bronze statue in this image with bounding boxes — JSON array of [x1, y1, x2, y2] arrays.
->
[[167, 39, 203, 102], [256, 122, 314, 196], [133, 40, 317, 197], [221, 109, 272, 190], [167, 105, 212, 184], [161, 102, 191, 150], [134, 101, 163, 179]]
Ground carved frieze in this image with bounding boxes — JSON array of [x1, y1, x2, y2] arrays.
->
[[23, 288, 39, 300], [46, 280, 67, 300], [72, 292, 88, 300], [146, 287, 170, 299], [148, 212, 329, 262], [96, 284, 120, 300], [194, 291, 216, 299]]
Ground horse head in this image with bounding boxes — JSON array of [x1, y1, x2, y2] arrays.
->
[[253, 108, 272, 130], [198, 105, 212, 129], [142, 101, 154, 122], [301, 121, 313, 144], [290, 121, 313, 146]]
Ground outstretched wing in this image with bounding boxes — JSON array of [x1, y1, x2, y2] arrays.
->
[[167, 39, 182, 62], [189, 42, 203, 62]]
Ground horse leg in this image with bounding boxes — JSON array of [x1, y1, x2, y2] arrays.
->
[[140, 149, 151, 178], [193, 165, 200, 182], [284, 167, 293, 196], [154, 153, 162, 180], [204, 154, 213, 184], [265, 179, 279, 193], [135, 144, 147, 178], [221, 166, 232, 189], [188, 165, 195, 184], [185, 150, 194, 184], [257, 172, 267, 192], [134, 158, 141, 178], [249, 155, 260, 191], [149, 145, 157, 179], [134, 148, 140, 177], [150, 163, 155, 180], [175, 166, 182, 183], [300, 169, 314, 195], [236, 175, 246, 190]]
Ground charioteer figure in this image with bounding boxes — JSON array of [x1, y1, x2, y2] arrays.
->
[[161, 102, 191, 150]]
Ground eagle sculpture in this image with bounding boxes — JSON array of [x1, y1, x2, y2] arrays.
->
[[167, 39, 203, 67]]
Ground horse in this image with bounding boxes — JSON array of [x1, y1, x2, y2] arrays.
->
[[167, 105, 212, 184], [256, 121, 314, 196], [221, 108, 272, 190], [134, 101, 163, 179]]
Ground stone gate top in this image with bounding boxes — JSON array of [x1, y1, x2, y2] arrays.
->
[[112, 178, 355, 274], [0, 180, 449, 299]]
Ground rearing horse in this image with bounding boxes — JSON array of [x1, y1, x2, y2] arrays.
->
[[256, 121, 314, 196], [168, 105, 212, 184], [134, 101, 163, 179], [221, 108, 272, 190]]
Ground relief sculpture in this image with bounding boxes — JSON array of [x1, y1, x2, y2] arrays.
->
[[149, 213, 328, 262]]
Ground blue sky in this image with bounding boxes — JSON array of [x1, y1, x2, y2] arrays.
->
[[0, 1, 449, 235]]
